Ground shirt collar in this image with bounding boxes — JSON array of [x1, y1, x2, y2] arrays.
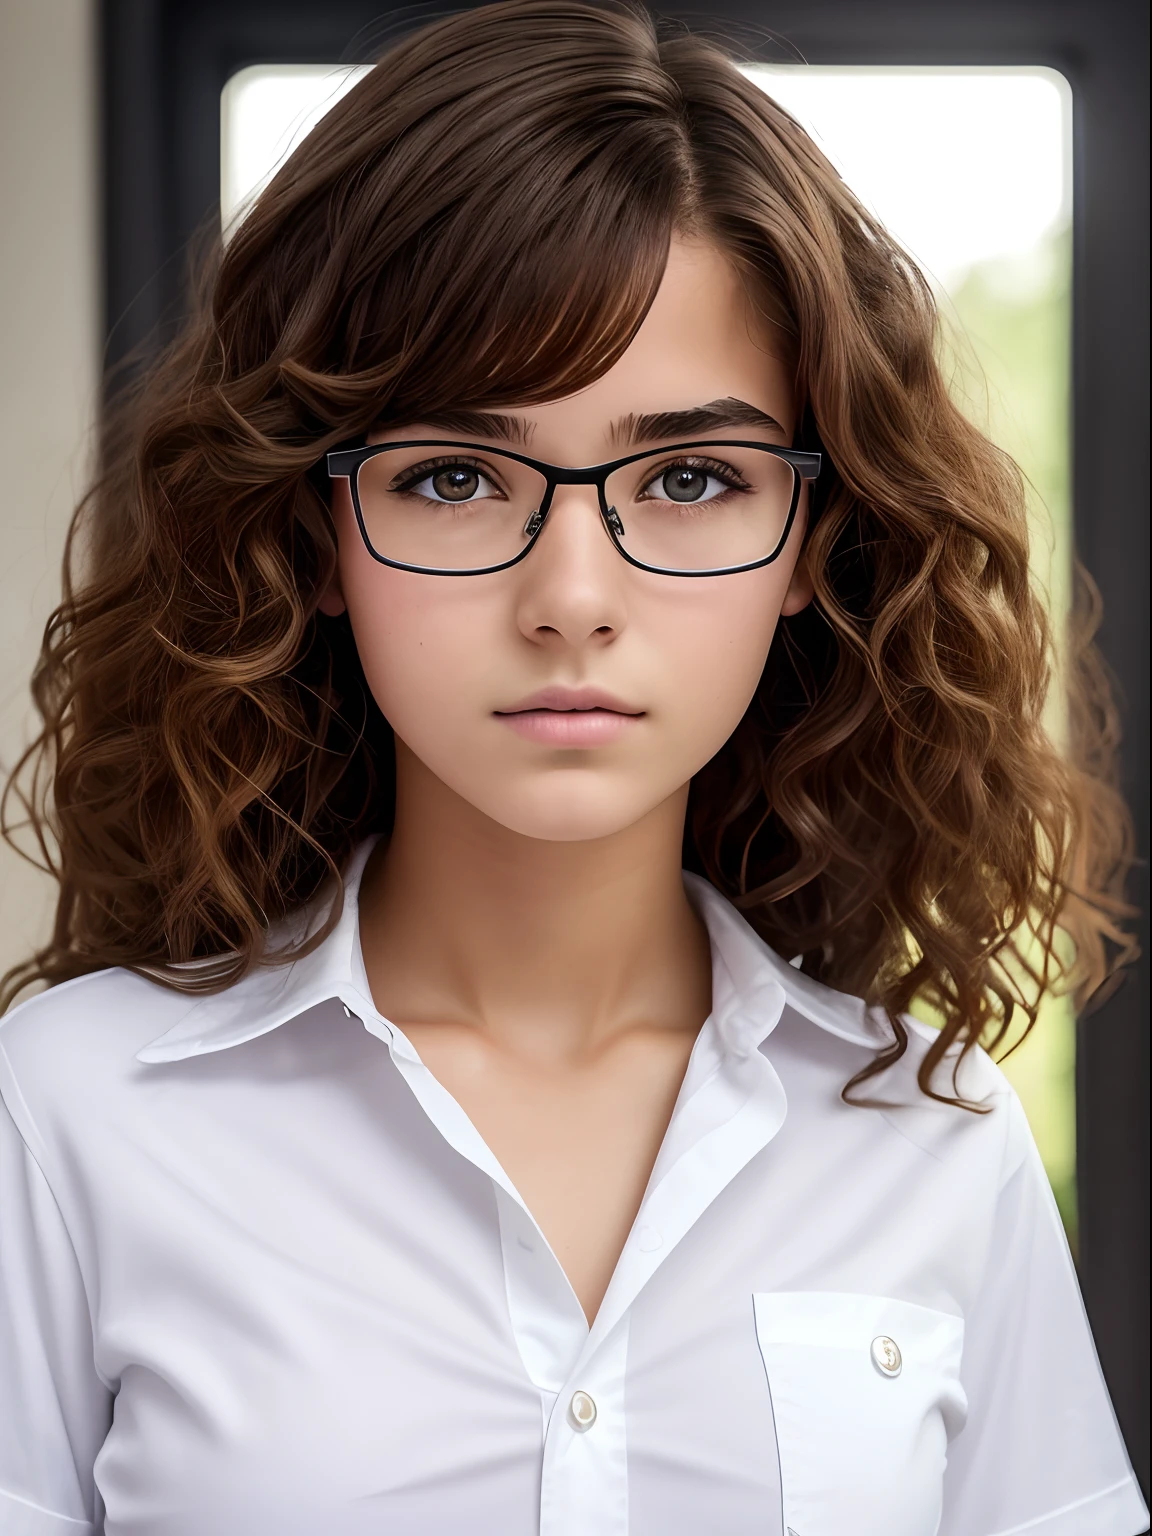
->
[[135, 840, 883, 1064]]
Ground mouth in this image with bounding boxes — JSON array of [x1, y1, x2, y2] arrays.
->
[[493, 686, 644, 747]]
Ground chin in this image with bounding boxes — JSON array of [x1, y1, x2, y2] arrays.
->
[[476, 775, 669, 844]]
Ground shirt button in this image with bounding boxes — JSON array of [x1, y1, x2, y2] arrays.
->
[[568, 1390, 597, 1431], [637, 1224, 662, 1252], [871, 1335, 902, 1377]]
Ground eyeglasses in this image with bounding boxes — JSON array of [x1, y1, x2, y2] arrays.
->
[[327, 439, 821, 577]]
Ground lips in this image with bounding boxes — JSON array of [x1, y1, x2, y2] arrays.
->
[[493, 685, 644, 747], [496, 685, 643, 716]]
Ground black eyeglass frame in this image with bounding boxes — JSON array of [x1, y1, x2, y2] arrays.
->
[[327, 439, 822, 578]]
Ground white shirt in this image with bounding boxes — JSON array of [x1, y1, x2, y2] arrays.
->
[[0, 841, 1146, 1536]]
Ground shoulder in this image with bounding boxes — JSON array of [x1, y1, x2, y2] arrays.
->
[[889, 1015, 1024, 1173], [771, 988, 1021, 1174], [1, 965, 199, 1063], [898, 1012, 1015, 1107], [0, 967, 199, 1155]]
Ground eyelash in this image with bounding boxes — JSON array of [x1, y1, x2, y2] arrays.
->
[[390, 456, 506, 496], [640, 457, 753, 497]]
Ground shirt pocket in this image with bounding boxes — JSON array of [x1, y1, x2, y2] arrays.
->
[[753, 1291, 967, 1536]]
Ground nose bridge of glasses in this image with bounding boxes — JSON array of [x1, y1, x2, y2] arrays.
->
[[547, 461, 609, 488], [528, 475, 617, 548], [529, 460, 609, 522]]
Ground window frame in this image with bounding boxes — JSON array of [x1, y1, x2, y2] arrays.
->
[[101, 0, 1150, 1499]]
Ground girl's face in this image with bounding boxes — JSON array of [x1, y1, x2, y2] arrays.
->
[[322, 237, 813, 842]]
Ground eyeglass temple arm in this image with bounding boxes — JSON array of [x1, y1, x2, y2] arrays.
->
[[327, 449, 366, 478], [787, 450, 822, 481]]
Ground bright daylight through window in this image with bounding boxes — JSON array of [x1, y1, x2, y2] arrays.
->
[[221, 62, 1077, 1239]]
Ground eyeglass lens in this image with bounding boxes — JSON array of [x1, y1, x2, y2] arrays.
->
[[354, 443, 797, 572]]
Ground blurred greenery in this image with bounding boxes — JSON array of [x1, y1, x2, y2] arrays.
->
[[915, 225, 1078, 1247]]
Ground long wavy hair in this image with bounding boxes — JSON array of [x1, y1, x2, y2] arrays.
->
[[1, 0, 1136, 1102]]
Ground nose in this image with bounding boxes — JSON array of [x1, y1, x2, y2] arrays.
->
[[513, 484, 628, 650]]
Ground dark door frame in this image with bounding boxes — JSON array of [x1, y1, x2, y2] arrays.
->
[[102, 0, 1150, 1498]]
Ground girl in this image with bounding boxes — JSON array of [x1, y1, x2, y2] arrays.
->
[[0, 2, 1145, 1532]]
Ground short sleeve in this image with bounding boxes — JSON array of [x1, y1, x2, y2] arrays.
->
[[939, 1090, 1148, 1536], [0, 1076, 111, 1534]]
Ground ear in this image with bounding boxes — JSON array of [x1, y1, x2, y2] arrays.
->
[[780, 548, 815, 617], [317, 567, 347, 618]]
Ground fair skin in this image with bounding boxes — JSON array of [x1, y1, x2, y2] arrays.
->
[[320, 237, 813, 1321]]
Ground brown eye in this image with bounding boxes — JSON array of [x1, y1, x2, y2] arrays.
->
[[432, 466, 481, 501], [394, 459, 503, 504], [640, 459, 740, 506]]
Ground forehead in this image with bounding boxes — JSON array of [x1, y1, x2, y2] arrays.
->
[[499, 239, 796, 455]]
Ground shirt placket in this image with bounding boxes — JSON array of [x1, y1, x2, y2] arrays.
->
[[356, 978, 789, 1536], [533, 1001, 788, 1532], [537, 1311, 630, 1536]]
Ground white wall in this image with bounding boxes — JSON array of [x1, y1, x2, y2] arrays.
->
[[0, 0, 98, 987]]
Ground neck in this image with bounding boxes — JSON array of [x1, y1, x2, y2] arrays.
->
[[357, 743, 712, 1059]]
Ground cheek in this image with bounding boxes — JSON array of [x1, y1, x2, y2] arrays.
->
[[334, 494, 496, 732], [643, 571, 784, 742]]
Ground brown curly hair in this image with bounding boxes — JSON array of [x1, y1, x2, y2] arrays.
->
[[1, 0, 1136, 1104]]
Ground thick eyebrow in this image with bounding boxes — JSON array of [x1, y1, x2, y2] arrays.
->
[[609, 397, 786, 449], [386, 397, 784, 453], [388, 410, 536, 447]]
